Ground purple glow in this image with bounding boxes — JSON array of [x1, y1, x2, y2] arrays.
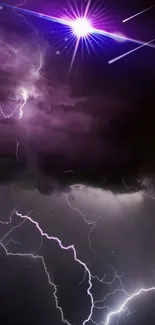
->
[[0, 1, 155, 69], [69, 18, 92, 38], [112, 32, 127, 42]]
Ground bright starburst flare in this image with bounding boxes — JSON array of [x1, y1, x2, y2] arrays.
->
[[70, 17, 92, 38], [1, 1, 155, 69]]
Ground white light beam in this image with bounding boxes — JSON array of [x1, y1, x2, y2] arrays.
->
[[108, 38, 155, 64], [122, 6, 154, 23]]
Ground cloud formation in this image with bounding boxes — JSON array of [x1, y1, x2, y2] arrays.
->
[[0, 6, 155, 196]]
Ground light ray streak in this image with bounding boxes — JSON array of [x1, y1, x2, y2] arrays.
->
[[0, 2, 69, 26], [84, 0, 91, 18], [108, 38, 155, 64], [67, 0, 80, 20], [93, 28, 155, 49], [69, 37, 80, 72], [1, 1, 155, 51], [122, 6, 154, 23], [72, 0, 80, 19]]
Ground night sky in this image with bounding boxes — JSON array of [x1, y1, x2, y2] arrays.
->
[[0, 1, 155, 324]]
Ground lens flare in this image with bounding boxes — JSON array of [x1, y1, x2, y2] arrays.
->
[[1, 1, 155, 69], [70, 18, 92, 38]]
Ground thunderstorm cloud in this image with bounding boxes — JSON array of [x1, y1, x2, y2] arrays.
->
[[0, 2, 155, 196]]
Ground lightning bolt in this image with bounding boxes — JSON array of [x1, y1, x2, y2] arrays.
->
[[122, 178, 155, 201], [0, 208, 155, 325], [15, 138, 20, 163], [5, 239, 21, 246], [1, 2, 155, 324], [33, 43, 44, 76], [18, 88, 28, 119], [0, 39, 35, 69], [94, 262, 129, 315], [12, 0, 38, 36], [0, 3, 44, 162], [0, 86, 28, 164], [63, 193, 101, 253], [0, 87, 28, 119], [104, 287, 155, 325], [14, 1, 44, 75], [0, 208, 15, 225], [0, 240, 71, 325], [93, 262, 125, 288], [0, 0, 44, 76], [0, 209, 94, 325]]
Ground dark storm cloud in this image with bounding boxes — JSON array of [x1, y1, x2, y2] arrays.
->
[[1, 4, 155, 325], [0, 3, 155, 196]]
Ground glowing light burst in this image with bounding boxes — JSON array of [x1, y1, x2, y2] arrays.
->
[[1, 1, 155, 69], [70, 18, 92, 38]]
